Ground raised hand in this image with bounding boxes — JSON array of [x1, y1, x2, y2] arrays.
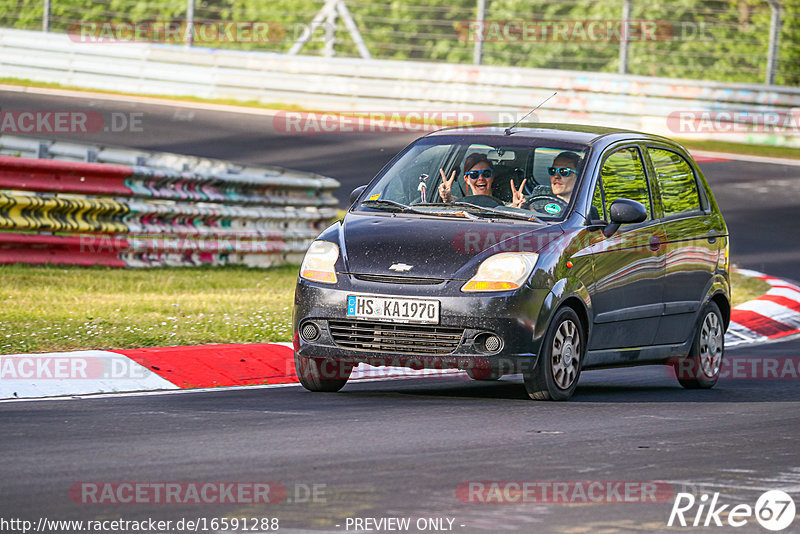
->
[[510, 178, 528, 208], [438, 168, 457, 203]]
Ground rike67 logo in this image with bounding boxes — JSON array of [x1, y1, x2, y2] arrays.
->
[[668, 490, 795, 531]]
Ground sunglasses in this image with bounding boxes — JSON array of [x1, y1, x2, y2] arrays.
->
[[548, 166, 577, 178], [464, 169, 494, 180]]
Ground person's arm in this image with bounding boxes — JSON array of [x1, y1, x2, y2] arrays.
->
[[509, 179, 528, 208], [438, 169, 457, 203]]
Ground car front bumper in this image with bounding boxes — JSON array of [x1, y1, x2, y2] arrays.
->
[[292, 278, 551, 375]]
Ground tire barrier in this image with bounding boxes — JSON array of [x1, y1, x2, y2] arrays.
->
[[0, 192, 129, 233], [0, 140, 339, 268]]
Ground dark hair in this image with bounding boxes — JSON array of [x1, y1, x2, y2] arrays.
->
[[464, 152, 492, 173], [553, 151, 582, 171]]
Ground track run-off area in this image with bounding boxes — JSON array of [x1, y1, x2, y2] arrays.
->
[[1, 87, 799, 533]]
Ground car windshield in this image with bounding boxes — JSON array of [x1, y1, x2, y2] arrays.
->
[[356, 135, 589, 222]]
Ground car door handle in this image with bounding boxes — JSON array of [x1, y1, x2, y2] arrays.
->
[[649, 236, 661, 251], [707, 230, 717, 243]]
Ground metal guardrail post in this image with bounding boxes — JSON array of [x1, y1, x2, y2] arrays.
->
[[336, 0, 371, 59], [766, 0, 781, 85], [186, 0, 195, 47], [473, 0, 486, 66], [324, 1, 337, 58], [289, 0, 338, 56], [618, 0, 632, 75], [289, 0, 369, 59], [42, 0, 50, 32]]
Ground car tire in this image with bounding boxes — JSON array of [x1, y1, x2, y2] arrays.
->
[[524, 306, 584, 401], [295, 355, 352, 392], [675, 301, 724, 390]]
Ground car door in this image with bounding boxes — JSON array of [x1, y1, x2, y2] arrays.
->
[[646, 146, 720, 345], [586, 145, 667, 352]]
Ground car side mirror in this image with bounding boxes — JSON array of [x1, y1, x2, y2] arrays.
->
[[349, 185, 368, 205], [602, 199, 647, 237]]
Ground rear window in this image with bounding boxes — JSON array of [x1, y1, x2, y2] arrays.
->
[[648, 148, 702, 216]]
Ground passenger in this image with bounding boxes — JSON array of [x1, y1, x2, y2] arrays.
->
[[438, 152, 526, 208]]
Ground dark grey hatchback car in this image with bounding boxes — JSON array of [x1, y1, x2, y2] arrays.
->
[[292, 124, 730, 400]]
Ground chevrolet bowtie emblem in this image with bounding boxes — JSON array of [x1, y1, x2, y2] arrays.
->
[[389, 263, 413, 272]]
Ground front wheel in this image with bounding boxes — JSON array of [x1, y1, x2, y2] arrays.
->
[[295, 355, 352, 392], [675, 302, 724, 389], [524, 307, 584, 401]]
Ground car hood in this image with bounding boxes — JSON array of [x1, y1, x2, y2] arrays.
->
[[331, 212, 562, 281]]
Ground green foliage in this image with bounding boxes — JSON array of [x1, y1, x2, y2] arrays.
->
[[0, 0, 796, 85]]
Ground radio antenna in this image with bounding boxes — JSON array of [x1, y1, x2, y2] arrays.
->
[[504, 91, 557, 136]]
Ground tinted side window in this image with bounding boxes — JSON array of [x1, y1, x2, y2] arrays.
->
[[649, 148, 701, 216], [600, 147, 651, 221], [590, 179, 605, 221]]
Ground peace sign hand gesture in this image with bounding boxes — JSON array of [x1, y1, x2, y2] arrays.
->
[[510, 178, 528, 208], [438, 168, 457, 203]]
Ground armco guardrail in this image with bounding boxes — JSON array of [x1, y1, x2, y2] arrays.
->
[[1, 28, 798, 147], [0, 135, 339, 267]]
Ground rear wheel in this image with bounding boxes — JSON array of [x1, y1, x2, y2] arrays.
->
[[295, 355, 352, 392], [524, 307, 584, 401], [675, 302, 724, 389]]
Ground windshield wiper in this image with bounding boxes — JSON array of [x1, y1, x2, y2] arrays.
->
[[360, 199, 474, 219], [360, 199, 412, 212], [449, 201, 545, 223]]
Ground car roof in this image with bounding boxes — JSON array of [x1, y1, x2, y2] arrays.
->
[[424, 122, 676, 147]]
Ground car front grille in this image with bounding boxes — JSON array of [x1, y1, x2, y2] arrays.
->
[[328, 320, 464, 355], [352, 273, 446, 285]]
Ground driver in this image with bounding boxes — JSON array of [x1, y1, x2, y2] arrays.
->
[[528, 151, 581, 203], [438, 152, 526, 208]]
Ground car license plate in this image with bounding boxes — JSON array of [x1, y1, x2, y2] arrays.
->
[[346, 295, 440, 324]]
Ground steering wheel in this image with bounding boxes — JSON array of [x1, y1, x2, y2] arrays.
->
[[524, 195, 567, 214]]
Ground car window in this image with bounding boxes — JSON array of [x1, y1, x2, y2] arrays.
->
[[648, 148, 702, 216], [600, 147, 652, 221], [379, 143, 451, 204], [590, 179, 606, 221]]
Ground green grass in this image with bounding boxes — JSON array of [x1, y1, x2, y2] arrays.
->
[[731, 268, 770, 307], [0, 264, 770, 355], [0, 264, 299, 354]]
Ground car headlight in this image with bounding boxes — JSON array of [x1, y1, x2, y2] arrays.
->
[[461, 252, 539, 292], [300, 241, 339, 284]]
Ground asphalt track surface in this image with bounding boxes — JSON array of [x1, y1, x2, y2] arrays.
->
[[1, 89, 799, 533]]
